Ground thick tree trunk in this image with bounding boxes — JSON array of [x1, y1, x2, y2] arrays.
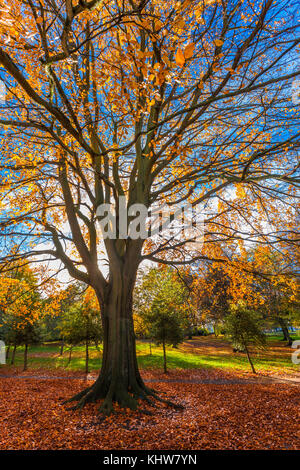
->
[[60, 340, 64, 356], [23, 343, 28, 371], [11, 344, 17, 365], [278, 317, 292, 346], [64, 273, 183, 415]]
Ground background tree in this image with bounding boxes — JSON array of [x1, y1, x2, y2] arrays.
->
[[56, 282, 86, 355], [224, 305, 266, 374], [193, 241, 300, 343], [0, 0, 299, 413], [250, 248, 299, 346], [142, 299, 185, 374], [0, 268, 43, 370], [192, 264, 232, 335], [4, 314, 41, 370], [134, 267, 187, 372], [58, 287, 102, 373], [134, 267, 190, 329]]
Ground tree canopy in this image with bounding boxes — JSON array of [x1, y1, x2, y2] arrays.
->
[[0, 0, 299, 279]]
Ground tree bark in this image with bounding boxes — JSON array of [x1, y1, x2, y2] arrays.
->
[[67, 345, 73, 365], [162, 339, 167, 374], [60, 340, 64, 356], [85, 338, 89, 375], [244, 343, 256, 374], [6, 345, 10, 362], [64, 269, 183, 415], [11, 344, 17, 365], [277, 317, 293, 346], [23, 343, 28, 371]]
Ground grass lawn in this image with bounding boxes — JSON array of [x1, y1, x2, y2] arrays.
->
[[266, 334, 300, 342], [2, 333, 299, 376]]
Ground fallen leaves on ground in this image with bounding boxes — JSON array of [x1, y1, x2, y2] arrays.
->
[[0, 369, 299, 450]]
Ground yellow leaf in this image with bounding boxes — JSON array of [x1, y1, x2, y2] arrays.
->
[[214, 39, 224, 47], [175, 48, 185, 67], [235, 184, 246, 198], [184, 43, 195, 59]]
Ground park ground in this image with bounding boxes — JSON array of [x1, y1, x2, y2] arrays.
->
[[0, 335, 299, 450]]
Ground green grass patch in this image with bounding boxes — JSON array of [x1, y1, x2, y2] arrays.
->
[[136, 341, 298, 372], [266, 334, 300, 342], [1, 337, 299, 375]]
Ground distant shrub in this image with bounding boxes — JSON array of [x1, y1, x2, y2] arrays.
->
[[197, 328, 210, 336]]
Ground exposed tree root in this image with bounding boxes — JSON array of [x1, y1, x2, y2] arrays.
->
[[63, 379, 184, 416], [62, 386, 92, 405]]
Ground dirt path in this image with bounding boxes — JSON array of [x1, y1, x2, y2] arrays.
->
[[0, 372, 299, 386]]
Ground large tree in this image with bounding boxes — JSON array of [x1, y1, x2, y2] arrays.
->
[[0, 0, 299, 414]]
